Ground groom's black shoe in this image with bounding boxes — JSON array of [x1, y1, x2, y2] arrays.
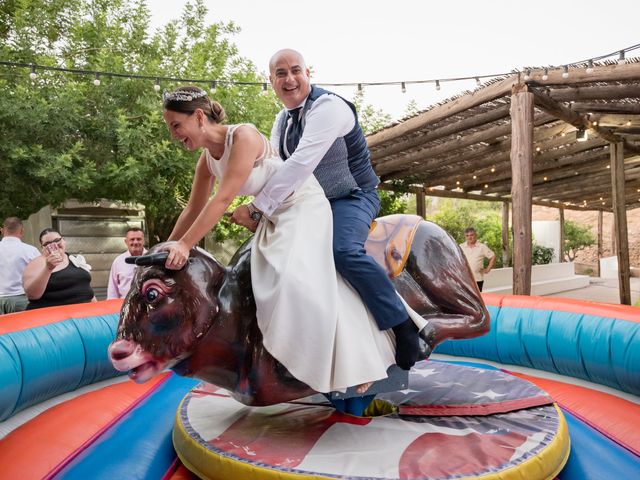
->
[[392, 318, 420, 370]]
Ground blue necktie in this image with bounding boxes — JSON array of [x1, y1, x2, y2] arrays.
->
[[285, 107, 303, 157]]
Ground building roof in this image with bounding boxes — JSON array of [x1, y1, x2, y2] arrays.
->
[[367, 59, 640, 211]]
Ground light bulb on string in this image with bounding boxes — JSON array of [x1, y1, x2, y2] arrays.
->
[[562, 66, 569, 78], [475, 77, 481, 86], [523, 69, 531, 81], [618, 50, 626, 64], [29, 65, 37, 81], [93, 73, 101, 86], [210, 81, 217, 94], [542, 69, 549, 81], [357, 83, 363, 93], [261, 83, 269, 96], [586, 59, 594, 74], [153, 78, 161, 92], [401, 82, 406, 93], [435, 80, 441, 91]]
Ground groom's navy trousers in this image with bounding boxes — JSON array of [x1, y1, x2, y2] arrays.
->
[[330, 189, 408, 330]]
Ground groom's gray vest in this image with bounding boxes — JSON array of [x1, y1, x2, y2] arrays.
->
[[278, 85, 379, 200]]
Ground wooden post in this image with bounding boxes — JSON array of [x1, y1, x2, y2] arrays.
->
[[502, 201, 510, 267], [558, 207, 565, 262], [610, 142, 631, 305], [510, 86, 534, 295], [597, 210, 603, 277], [416, 191, 426, 219]]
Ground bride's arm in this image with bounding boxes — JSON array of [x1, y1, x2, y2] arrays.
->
[[164, 126, 263, 269], [168, 151, 216, 241]]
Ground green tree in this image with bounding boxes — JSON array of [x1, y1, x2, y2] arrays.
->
[[352, 91, 407, 216], [0, 0, 280, 244], [563, 220, 596, 262]]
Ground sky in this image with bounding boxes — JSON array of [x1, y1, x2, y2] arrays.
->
[[146, 0, 639, 120]]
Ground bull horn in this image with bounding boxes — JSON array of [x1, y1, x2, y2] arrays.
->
[[125, 252, 170, 266]]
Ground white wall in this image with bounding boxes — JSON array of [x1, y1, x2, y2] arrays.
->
[[532, 220, 561, 263]]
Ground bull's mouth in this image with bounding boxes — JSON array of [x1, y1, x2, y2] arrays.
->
[[128, 358, 168, 383]]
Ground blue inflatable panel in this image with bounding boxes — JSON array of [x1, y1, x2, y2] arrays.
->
[[436, 304, 640, 396], [0, 313, 122, 421], [54, 374, 198, 480]]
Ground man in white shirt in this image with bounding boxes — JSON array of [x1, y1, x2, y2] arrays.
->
[[232, 49, 428, 370], [107, 227, 146, 299], [0, 217, 40, 314], [460, 227, 496, 292]]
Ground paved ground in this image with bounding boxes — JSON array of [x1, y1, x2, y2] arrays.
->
[[543, 277, 640, 306]]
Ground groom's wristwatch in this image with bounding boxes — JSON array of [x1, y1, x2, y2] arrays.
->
[[247, 202, 263, 222]]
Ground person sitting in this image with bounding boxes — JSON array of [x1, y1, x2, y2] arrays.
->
[[160, 86, 428, 396], [0, 217, 40, 314], [107, 227, 146, 299], [22, 228, 96, 310]]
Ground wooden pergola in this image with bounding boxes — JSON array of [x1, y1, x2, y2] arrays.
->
[[367, 60, 640, 304]]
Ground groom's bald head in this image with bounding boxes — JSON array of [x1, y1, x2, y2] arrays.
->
[[269, 49, 311, 109]]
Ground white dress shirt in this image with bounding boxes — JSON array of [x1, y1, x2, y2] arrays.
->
[[0, 236, 40, 296], [252, 93, 355, 216]]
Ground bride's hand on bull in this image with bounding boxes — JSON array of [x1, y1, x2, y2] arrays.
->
[[230, 204, 259, 233], [164, 240, 191, 270]]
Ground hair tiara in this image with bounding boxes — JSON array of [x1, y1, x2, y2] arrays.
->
[[163, 89, 208, 103]]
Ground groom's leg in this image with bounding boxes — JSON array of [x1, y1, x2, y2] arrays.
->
[[330, 190, 419, 369]]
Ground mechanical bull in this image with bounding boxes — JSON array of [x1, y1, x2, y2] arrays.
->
[[109, 215, 489, 406]]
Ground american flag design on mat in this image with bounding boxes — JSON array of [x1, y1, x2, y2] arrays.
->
[[177, 362, 563, 479]]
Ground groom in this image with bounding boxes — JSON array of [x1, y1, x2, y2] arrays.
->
[[232, 49, 424, 370]]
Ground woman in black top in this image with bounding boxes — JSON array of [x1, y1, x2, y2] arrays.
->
[[22, 228, 96, 310]]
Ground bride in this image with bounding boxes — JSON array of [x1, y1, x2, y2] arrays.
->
[[161, 86, 424, 395]]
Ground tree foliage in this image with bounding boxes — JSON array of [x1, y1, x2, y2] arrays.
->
[[563, 220, 595, 262], [1, 0, 280, 244]]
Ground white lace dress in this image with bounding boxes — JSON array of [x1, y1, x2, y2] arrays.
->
[[206, 124, 404, 393]]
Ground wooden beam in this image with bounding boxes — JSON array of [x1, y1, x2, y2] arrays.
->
[[376, 113, 554, 176], [370, 105, 512, 161], [448, 139, 606, 191], [571, 103, 640, 115], [548, 84, 640, 102], [597, 210, 603, 277], [367, 76, 515, 148], [502, 201, 510, 267], [610, 141, 631, 304], [531, 88, 640, 154], [559, 207, 565, 262], [525, 62, 640, 86], [416, 191, 426, 218], [510, 87, 534, 295]]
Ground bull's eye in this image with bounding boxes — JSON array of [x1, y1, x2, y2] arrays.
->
[[145, 288, 160, 303]]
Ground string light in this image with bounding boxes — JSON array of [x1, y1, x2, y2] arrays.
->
[[261, 83, 268, 95], [401, 82, 406, 93], [586, 59, 594, 74], [210, 81, 217, 94], [2, 43, 638, 96], [93, 73, 101, 86]]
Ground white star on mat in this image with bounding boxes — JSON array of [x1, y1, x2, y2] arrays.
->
[[471, 389, 508, 400], [411, 368, 438, 378], [398, 388, 422, 394]]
